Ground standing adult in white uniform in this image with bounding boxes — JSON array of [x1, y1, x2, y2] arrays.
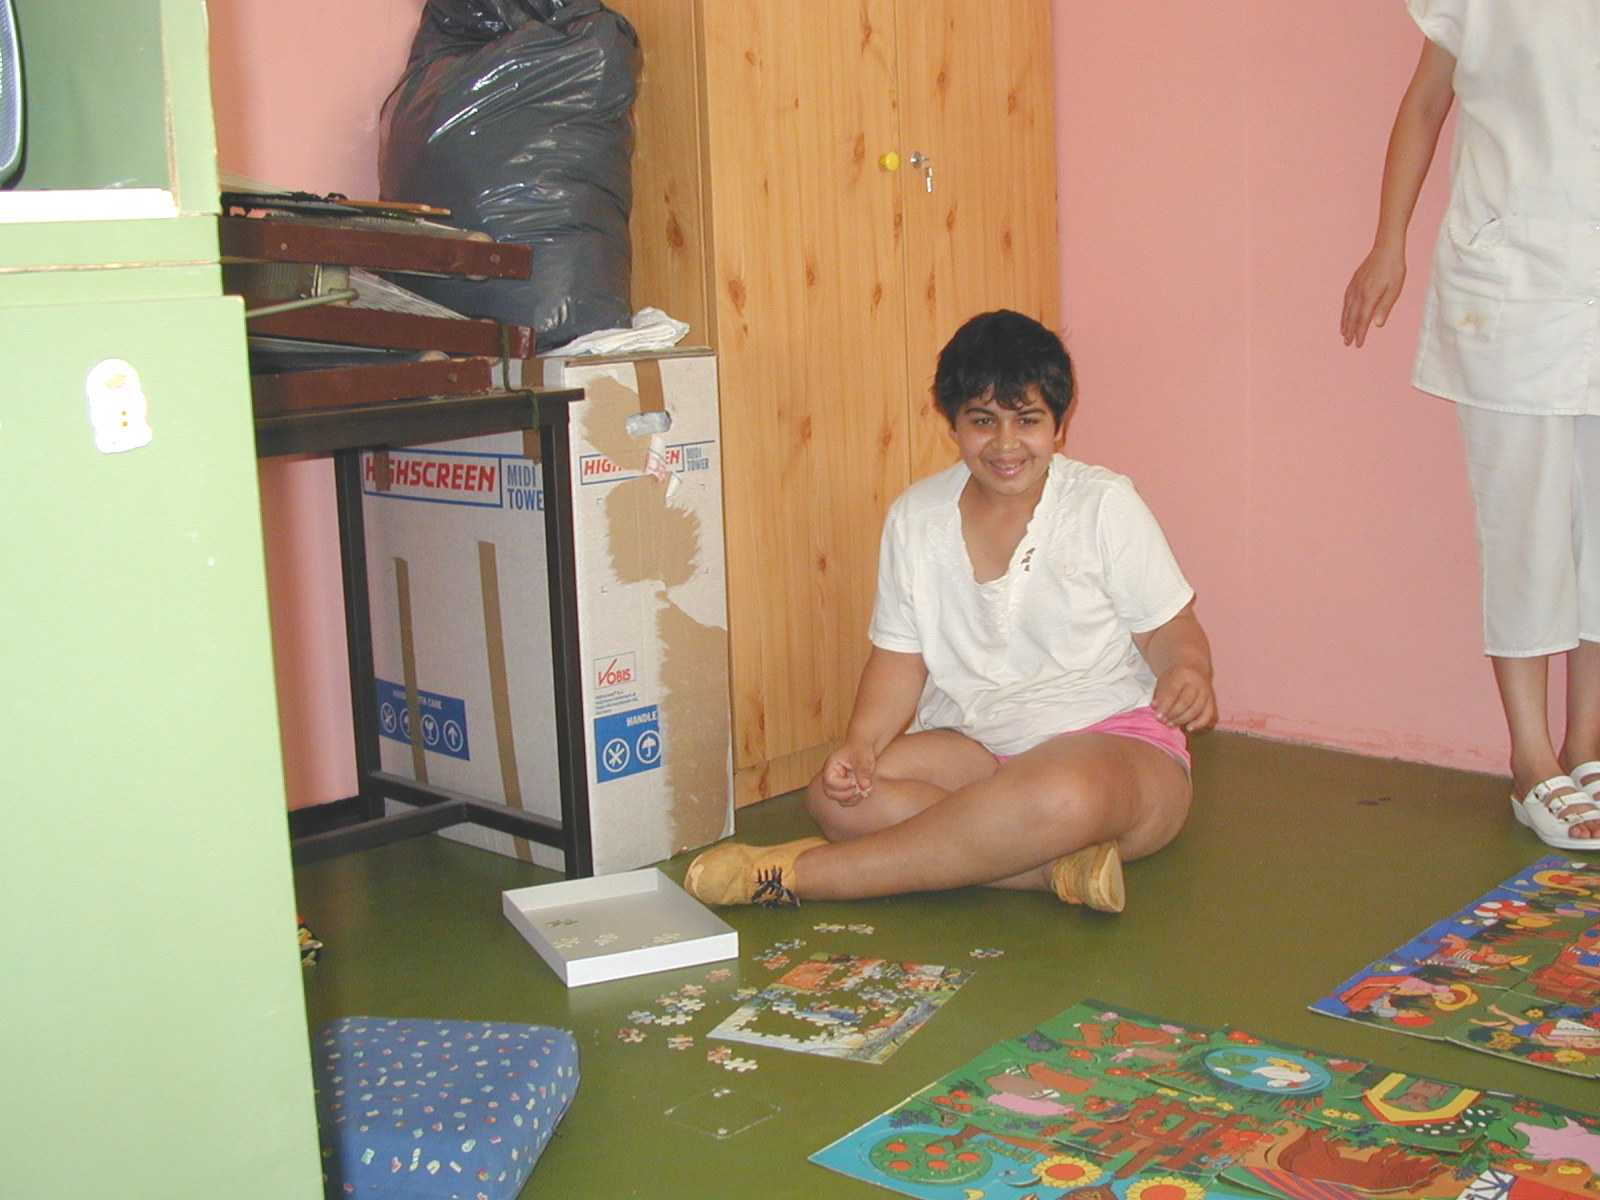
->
[[1342, 0, 1600, 848]]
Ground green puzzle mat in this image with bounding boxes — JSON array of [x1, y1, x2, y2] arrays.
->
[[811, 998, 1600, 1199]]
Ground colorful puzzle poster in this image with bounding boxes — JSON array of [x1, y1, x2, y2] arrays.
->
[[810, 998, 1600, 1200], [707, 953, 972, 1064], [1311, 855, 1600, 1077]]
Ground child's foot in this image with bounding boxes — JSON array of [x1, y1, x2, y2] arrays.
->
[[683, 837, 827, 907], [1049, 842, 1125, 913]]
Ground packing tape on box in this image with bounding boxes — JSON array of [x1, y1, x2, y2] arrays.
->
[[394, 557, 429, 786], [645, 433, 681, 499], [478, 540, 534, 864], [635, 359, 667, 413], [631, 361, 677, 496]]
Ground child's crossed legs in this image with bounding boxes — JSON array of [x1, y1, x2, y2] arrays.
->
[[797, 726, 1189, 900], [684, 721, 1192, 908]]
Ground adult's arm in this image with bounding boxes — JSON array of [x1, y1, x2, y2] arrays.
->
[[1340, 37, 1457, 348]]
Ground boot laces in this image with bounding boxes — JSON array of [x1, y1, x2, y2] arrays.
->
[[752, 866, 799, 908]]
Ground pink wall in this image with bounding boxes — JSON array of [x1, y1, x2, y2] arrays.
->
[[1052, 0, 1520, 774], [208, 1, 421, 806], [212, 1, 1523, 806]]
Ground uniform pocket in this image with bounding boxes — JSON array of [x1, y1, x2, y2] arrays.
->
[[1434, 215, 1507, 341]]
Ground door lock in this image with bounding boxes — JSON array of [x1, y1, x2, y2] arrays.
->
[[908, 151, 934, 193]]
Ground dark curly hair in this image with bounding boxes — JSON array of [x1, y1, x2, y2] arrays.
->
[[932, 309, 1074, 428]]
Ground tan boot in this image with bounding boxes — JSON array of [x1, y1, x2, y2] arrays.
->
[[683, 837, 827, 907], [1049, 842, 1125, 913]]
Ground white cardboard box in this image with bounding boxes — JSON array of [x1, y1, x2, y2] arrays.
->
[[502, 868, 737, 986], [360, 349, 733, 874]]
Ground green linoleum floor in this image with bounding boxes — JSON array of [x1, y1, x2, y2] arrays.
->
[[292, 732, 1598, 1199]]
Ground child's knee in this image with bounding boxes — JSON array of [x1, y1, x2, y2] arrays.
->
[[1022, 749, 1185, 848], [804, 779, 875, 843], [1112, 765, 1192, 861], [803, 775, 844, 836]]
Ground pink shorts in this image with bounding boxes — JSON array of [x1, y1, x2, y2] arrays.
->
[[995, 706, 1191, 771]]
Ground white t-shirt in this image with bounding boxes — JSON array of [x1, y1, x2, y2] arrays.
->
[[867, 455, 1195, 756], [1407, 0, 1600, 413]]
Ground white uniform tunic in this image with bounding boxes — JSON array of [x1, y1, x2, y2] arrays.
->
[[867, 456, 1194, 757], [1409, 0, 1600, 413]]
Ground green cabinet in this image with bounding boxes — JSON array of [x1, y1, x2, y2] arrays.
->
[[1, 2, 322, 1194]]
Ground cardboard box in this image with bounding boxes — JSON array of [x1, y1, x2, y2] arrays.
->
[[360, 349, 733, 874], [501, 868, 737, 986]]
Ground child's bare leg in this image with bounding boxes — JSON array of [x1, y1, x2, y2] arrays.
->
[[804, 729, 998, 841], [794, 732, 1190, 901]]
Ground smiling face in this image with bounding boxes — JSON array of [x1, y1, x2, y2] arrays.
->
[[948, 386, 1064, 502]]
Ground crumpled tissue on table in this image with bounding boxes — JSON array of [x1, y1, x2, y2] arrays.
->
[[556, 307, 690, 357]]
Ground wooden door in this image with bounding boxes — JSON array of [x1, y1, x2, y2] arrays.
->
[[699, 1, 913, 801], [893, 0, 1062, 481], [616, 2, 1059, 804]]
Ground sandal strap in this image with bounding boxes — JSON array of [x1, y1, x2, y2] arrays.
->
[[1544, 793, 1599, 826], [1569, 759, 1600, 785], [1528, 776, 1599, 826]]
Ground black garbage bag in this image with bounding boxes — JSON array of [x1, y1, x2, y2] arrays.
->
[[380, 0, 639, 348]]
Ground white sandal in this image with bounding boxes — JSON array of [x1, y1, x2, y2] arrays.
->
[[1511, 775, 1600, 849], [1568, 759, 1600, 797]]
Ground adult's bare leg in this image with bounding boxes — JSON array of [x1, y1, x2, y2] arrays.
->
[[1557, 640, 1600, 837], [1494, 653, 1600, 839], [1496, 653, 1560, 794]]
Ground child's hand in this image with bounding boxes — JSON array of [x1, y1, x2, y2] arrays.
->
[[820, 743, 876, 807], [1152, 665, 1216, 733]]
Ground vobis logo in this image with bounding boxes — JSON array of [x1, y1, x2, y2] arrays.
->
[[594, 652, 638, 692]]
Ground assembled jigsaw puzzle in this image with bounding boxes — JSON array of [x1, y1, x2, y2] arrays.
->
[[707, 953, 973, 1064], [1311, 856, 1600, 1077], [810, 999, 1600, 1200]]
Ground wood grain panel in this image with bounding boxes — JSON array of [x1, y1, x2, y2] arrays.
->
[[734, 742, 833, 809], [701, 0, 911, 777], [607, 0, 714, 345], [893, 0, 1062, 481]]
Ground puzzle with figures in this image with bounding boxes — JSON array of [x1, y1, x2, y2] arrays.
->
[[1311, 856, 1600, 1077], [810, 999, 1600, 1200]]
